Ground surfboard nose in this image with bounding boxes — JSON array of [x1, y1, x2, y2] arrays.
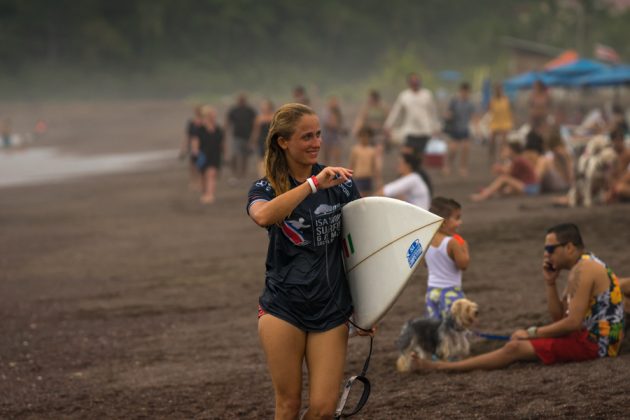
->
[[341, 197, 443, 330]]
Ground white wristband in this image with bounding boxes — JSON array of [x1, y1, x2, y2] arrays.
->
[[306, 177, 317, 194]]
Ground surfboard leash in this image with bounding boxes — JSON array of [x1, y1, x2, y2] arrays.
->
[[334, 334, 373, 419], [324, 241, 374, 419], [473, 331, 511, 341]]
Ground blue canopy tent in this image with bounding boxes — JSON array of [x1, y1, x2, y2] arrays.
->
[[545, 58, 608, 77], [543, 59, 609, 87], [503, 59, 609, 91], [573, 65, 630, 87]]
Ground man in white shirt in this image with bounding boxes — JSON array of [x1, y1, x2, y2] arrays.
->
[[384, 73, 442, 158]]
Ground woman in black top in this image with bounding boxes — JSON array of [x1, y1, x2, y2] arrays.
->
[[247, 103, 363, 419], [192, 106, 224, 204]]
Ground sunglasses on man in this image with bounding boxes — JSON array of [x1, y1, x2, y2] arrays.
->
[[544, 242, 567, 254]]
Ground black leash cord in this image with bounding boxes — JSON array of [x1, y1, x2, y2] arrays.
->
[[334, 335, 373, 419], [323, 235, 374, 418]]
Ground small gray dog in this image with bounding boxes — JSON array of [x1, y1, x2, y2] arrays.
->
[[396, 298, 478, 372]]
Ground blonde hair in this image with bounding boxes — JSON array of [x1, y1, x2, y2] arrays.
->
[[264, 103, 315, 195], [200, 105, 215, 117]]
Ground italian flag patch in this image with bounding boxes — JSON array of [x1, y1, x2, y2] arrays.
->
[[342, 233, 355, 258]]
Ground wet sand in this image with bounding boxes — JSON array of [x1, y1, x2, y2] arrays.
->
[[1, 101, 629, 419]]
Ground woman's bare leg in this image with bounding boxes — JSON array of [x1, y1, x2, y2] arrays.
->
[[471, 175, 525, 201], [201, 167, 217, 203], [259, 315, 307, 420], [303, 324, 348, 420]]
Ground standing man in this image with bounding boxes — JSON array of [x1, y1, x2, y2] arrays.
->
[[384, 73, 441, 160], [226, 93, 257, 180], [444, 82, 476, 176], [411, 223, 625, 372]]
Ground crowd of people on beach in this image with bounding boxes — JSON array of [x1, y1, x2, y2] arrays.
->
[[181, 75, 630, 211], [179, 75, 630, 419]]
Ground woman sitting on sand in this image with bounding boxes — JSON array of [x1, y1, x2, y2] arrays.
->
[[471, 142, 539, 202]]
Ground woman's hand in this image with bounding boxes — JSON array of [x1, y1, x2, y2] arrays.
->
[[315, 166, 353, 190], [356, 325, 377, 337]]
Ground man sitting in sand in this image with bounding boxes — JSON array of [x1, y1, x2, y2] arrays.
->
[[411, 223, 625, 372]]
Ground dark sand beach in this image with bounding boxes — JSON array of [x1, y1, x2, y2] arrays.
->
[[1, 101, 629, 419]]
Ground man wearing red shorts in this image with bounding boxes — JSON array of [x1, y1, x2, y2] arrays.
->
[[413, 223, 625, 372]]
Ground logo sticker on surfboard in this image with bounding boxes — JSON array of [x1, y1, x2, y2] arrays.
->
[[342, 233, 355, 258], [406, 239, 422, 268]]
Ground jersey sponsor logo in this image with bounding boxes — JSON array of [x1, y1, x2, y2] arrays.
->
[[255, 179, 272, 192], [406, 239, 422, 268], [338, 181, 352, 197], [314, 203, 340, 216], [281, 218, 311, 246], [314, 211, 341, 247]]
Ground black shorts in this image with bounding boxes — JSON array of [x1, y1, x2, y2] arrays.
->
[[449, 128, 470, 141], [196, 151, 221, 172], [405, 135, 430, 154]]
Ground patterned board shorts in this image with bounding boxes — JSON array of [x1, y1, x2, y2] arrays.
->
[[425, 286, 465, 321]]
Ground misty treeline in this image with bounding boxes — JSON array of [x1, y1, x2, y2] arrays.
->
[[0, 0, 628, 98]]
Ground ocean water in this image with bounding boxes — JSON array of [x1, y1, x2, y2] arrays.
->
[[0, 147, 174, 188]]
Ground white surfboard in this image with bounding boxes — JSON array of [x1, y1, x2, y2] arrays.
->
[[341, 197, 443, 330]]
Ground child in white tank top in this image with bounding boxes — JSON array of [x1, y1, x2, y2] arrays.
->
[[424, 197, 470, 320]]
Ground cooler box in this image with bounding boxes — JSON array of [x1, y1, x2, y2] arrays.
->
[[424, 138, 447, 168]]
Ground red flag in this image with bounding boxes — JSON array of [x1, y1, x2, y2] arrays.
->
[[594, 43, 620, 63]]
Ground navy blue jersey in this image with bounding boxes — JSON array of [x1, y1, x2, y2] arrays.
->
[[247, 163, 361, 332]]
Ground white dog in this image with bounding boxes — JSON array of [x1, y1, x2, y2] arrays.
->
[[568, 135, 618, 207]]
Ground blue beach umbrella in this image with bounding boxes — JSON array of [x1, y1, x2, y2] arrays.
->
[[545, 58, 608, 77], [503, 71, 542, 91], [504, 59, 609, 91], [573, 65, 630, 87]]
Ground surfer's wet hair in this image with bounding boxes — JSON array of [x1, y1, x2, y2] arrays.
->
[[429, 196, 461, 219], [547, 223, 584, 249], [264, 103, 316, 195]]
